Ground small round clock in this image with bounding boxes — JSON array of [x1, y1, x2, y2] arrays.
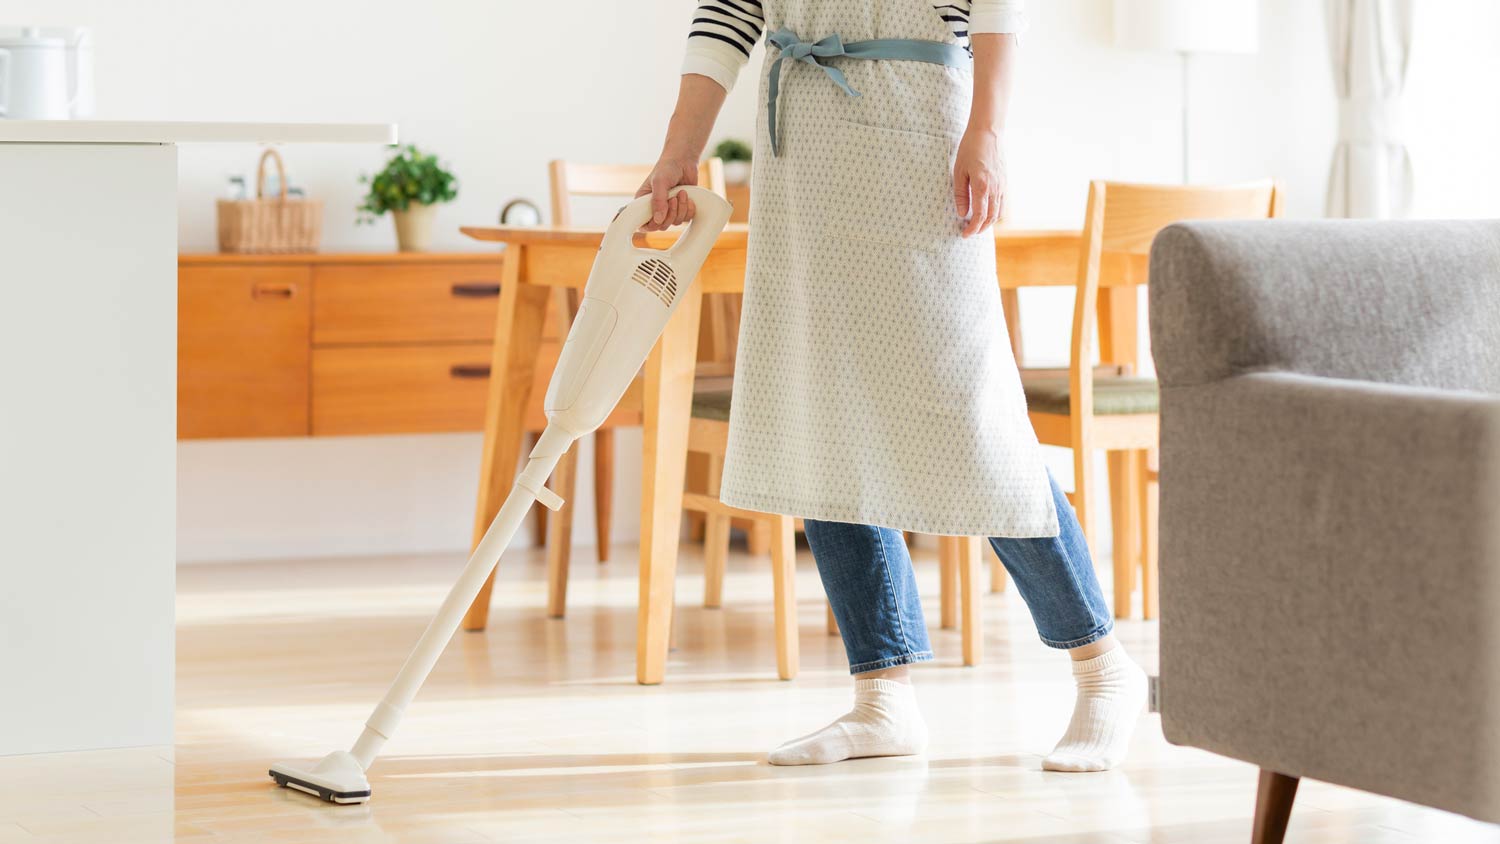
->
[[499, 199, 542, 227]]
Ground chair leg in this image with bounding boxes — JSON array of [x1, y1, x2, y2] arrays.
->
[[1108, 450, 1140, 620], [957, 536, 984, 666], [1073, 444, 1099, 564], [594, 429, 614, 563], [1138, 449, 1159, 620], [1252, 769, 1300, 844], [702, 456, 729, 607], [826, 602, 839, 636], [938, 536, 959, 630], [989, 546, 1008, 594], [686, 451, 708, 543], [1073, 444, 1116, 618], [702, 515, 729, 608], [746, 520, 771, 556], [528, 433, 548, 547], [544, 447, 578, 619], [769, 514, 799, 680]]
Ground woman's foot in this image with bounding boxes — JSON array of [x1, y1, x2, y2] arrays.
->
[[1043, 646, 1148, 772], [767, 678, 928, 766]]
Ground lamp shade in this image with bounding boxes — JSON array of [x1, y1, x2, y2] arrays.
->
[[1113, 0, 1260, 54]]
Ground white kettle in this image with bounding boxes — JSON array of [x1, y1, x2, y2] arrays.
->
[[0, 26, 93, 120]]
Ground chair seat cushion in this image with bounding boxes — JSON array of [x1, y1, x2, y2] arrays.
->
[[1023, 375, 1159, 416], [691, 388, 734, 422]]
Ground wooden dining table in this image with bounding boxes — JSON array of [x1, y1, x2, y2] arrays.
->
[[457, 222, 1143, 685]]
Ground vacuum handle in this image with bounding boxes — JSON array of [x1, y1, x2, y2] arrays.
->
[[605, 185, 732, 259], [662, 186, 734, 264]]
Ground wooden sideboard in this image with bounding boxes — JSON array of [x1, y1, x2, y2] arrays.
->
[[178, 252, 566, 440]]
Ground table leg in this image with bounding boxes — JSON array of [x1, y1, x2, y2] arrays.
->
[[636, 282, 705, 685], [1001, 288, 1024, 366], [958, 536, 984, 666], [544, 288, 583, 618], [938, 536, 959, 630], [462, 250, 552, 632]]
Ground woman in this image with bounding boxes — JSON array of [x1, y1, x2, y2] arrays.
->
[[640, 0, 1147, 771]]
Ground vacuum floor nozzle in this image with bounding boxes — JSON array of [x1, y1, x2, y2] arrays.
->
[[270, 752, 372, 804]]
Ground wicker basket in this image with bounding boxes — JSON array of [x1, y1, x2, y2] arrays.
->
[[216, 148, 324, 253]]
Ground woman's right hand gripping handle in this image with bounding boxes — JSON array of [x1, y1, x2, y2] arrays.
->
[[636, 156, 702, 232], [636, 73, 730, 232]]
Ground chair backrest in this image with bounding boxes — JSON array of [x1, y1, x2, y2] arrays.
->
[[1069, 180, 1281, 420], [549, 159, 727, 226], [1083, 180, 1281, 260]]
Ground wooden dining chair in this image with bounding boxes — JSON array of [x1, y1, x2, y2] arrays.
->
[[682, 389, 800, 679], [541, 158, 728, 571], [543, 159, 797, 679], [1025, 179, 1282, 619]]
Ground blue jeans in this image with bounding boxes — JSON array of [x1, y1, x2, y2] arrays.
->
[[804, 470, 1113, 674]]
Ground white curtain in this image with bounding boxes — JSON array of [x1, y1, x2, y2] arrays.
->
[[1325, 0, 1415, 218]]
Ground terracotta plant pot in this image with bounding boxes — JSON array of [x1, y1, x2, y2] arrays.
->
[[392, 202, 437, 252]]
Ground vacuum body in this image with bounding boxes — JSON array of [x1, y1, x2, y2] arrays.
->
[[270, 186, 733, 803]]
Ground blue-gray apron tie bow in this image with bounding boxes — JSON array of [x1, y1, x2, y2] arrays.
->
[[765, 27, 971, 157]]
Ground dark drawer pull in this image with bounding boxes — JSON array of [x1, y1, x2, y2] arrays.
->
[[253, 283, 297, 299], [451, 281, 501, 298], [449, 363, 492, 379]]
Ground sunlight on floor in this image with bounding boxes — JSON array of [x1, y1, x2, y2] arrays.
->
[[1, 539, 1495, 843]]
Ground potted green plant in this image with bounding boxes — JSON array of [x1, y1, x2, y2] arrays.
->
[[714, 138, 752, 185], [357, 145, 458, 252]]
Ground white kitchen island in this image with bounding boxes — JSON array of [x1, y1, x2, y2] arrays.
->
[[0, 121, 395, 756]]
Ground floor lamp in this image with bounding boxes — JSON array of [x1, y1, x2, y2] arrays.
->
[[1113, 0, 1260, 183]]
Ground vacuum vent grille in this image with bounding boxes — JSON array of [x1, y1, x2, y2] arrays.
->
[[630, 258, 678, 307]]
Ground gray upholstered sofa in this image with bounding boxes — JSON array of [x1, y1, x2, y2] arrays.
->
[[1148, 220, 1500, 843]]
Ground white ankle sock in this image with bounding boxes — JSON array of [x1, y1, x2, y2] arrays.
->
[[767, 678, 928, 766], [1043, 646, 1148, 773]]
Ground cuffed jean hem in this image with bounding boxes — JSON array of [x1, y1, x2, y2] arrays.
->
[[1039, 620, 1114, 650], [848, 651, 934, 675]]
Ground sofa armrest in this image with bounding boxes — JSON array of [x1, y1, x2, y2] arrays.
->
[[1148, 219, 1500, 393], [1160, 371, 1500, 823]]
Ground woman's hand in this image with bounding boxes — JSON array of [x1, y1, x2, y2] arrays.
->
[[636, 155, 700, 232], [954, 128, 1006, 238], [636, 74, 728, 231]]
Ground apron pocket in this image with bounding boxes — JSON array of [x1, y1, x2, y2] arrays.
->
[[824, 119, 960, 253]]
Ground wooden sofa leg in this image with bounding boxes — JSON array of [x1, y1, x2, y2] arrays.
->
[[1252, 769, 1300, 844]]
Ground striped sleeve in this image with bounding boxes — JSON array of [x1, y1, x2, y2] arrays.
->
[[682, 0, 766, 92]]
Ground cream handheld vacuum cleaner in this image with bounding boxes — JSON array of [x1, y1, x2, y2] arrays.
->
[[270, 186, 733, 804]]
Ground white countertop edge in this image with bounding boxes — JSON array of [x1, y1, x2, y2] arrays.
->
[[0, 121, 398, 145]]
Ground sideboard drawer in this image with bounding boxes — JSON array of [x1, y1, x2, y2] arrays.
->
[[179, 265, 311, 439], [311, 343, 499, 435], [312, 262, 503, 345]]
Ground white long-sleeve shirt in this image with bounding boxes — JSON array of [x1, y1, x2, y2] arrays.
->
[[683, 1, 1028, 92]]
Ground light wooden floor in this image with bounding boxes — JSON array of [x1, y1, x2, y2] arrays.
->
[[3, 541, 1497, 843]]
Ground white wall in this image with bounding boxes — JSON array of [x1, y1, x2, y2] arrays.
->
[[11, 0, 1495, 562]]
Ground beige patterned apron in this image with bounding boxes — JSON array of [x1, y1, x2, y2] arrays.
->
[[719, 0, 1058, 538]]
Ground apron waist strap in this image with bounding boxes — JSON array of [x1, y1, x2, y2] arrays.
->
[[765, 28, 971, 157]]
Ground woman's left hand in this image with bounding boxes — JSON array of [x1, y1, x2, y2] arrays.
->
[[954, 128, 1007, 238]]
